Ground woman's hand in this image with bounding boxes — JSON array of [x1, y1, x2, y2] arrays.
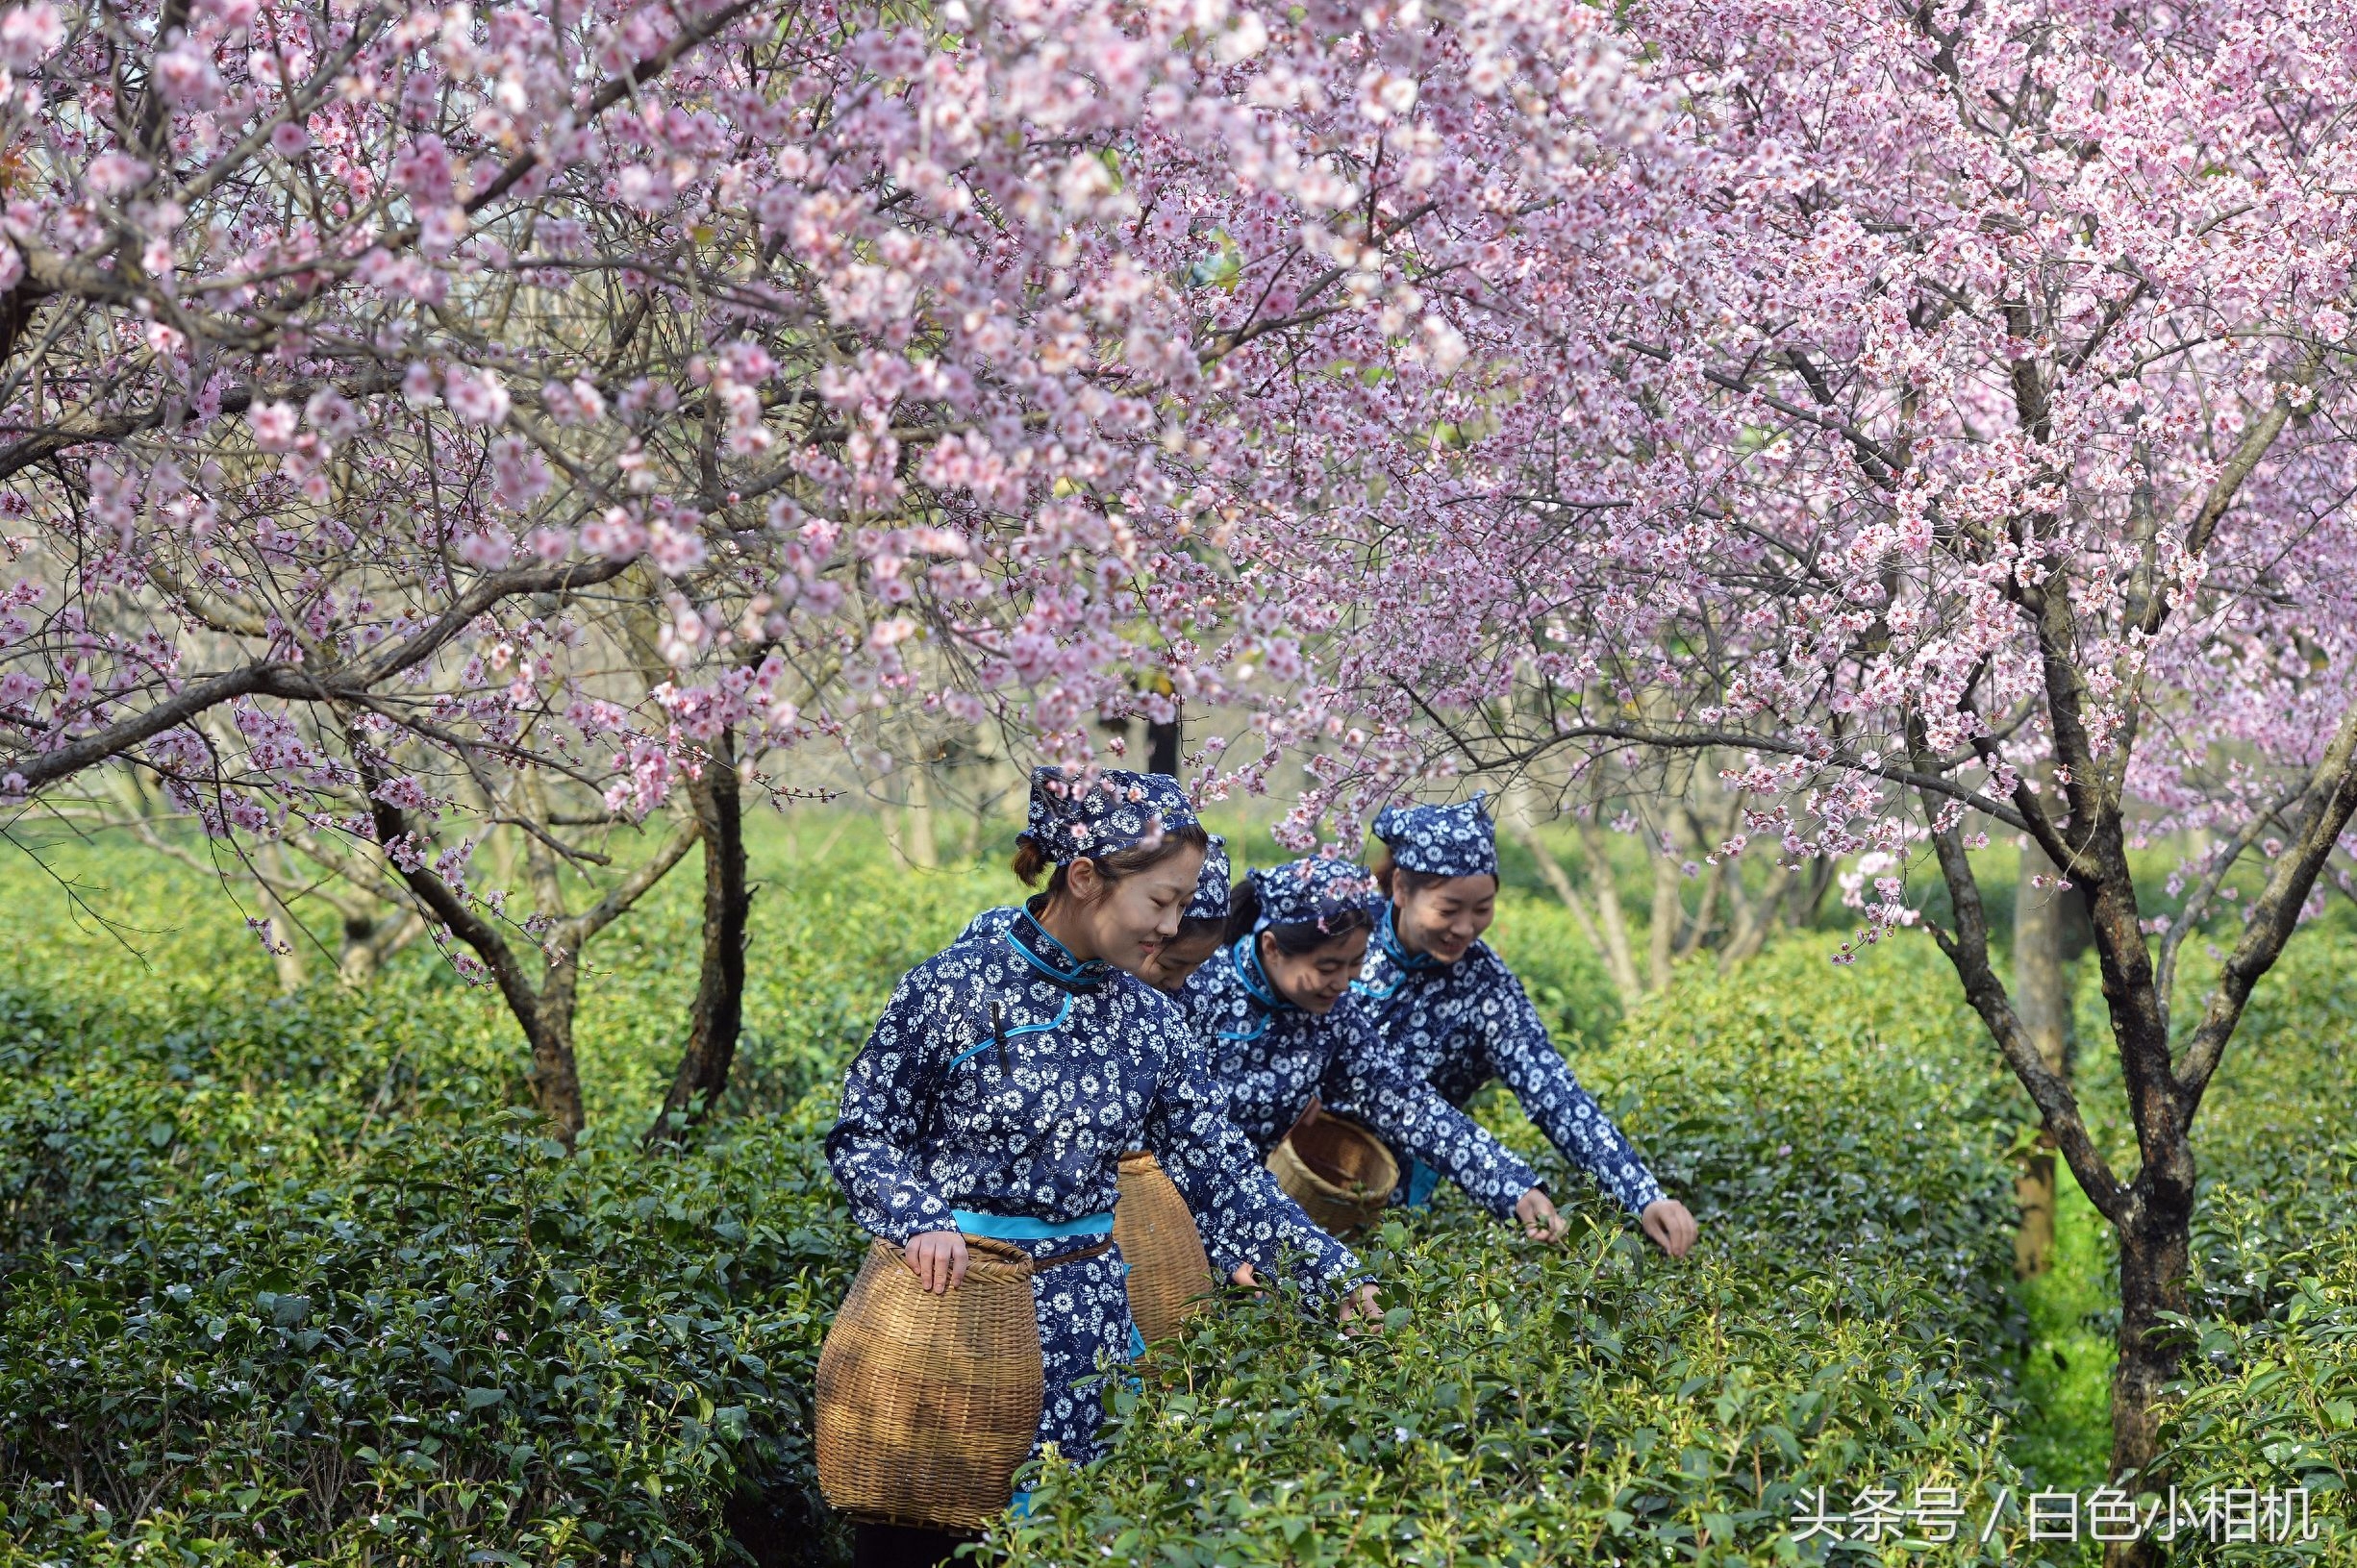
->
[[1234, 1262, 1387, 1332], [904, 1230, 969, 1294], [1640, 1198, 1698, 1258], [1339, 1282, 1386, 1333], [1515, 1185, 1568, 1242]]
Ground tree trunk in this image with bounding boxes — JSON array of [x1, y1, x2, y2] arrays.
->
[[1718, 858, 1793, 970], [529, 955, 587, 1144], [2012, 840, 2073, 1277], [257, 845, 309, 994], [1147, 710, 1181, 776], [2107, 1207, 2194, 1568], [649, 732, 753, 1144], [1786, 854, 1837, 930], [1648, 851, 1679, 991], [339, 912, 383, 985], [1511, 818, 1630, 1003], [890, 764, 939, 868], [339, 908, 425, 986], [1571, 820, 1643, 998]]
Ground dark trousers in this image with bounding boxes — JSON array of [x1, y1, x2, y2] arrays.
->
[[851, 1521, 978, 1568]]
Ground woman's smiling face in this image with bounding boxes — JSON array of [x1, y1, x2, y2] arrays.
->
[[1061, 843, 1207, 975], [1259, 926, 1372, 1013], [1393, 873, 1498, 965]]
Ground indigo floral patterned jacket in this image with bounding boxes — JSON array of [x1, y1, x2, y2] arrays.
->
[[1177, 936, 1541, 1219], [1355, 902, 1665, 1216], [827, 908, 1358, 1296]]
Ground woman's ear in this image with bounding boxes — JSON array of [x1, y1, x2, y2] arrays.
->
[[1066, 856, 1106, 903]]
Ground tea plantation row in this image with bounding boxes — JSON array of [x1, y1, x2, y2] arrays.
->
[[0, 835, 2347, 1564]]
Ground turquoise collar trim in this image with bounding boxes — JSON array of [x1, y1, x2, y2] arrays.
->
[[1230, 934, 1288, 1011], [951, 1207, 1115, 1240], [1216, 935, 1283, 1042], [1377, 902, 1443, 972], [1007, 907, 1109, 988]]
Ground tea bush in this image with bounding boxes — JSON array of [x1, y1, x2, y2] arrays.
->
[[2148, 940, 2357, 1562], [4, 824, 2353, 1566], [0, 1094, 862, 1567], [998, 937, 2036, 1567]]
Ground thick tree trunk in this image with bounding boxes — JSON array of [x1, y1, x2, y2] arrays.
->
[[649, 732, 753, 1144], [2107, 1204, 2194, 1568], [527, 956, 587, 1144], [2012, 841, 2072, 1277], [1146, 711, 1181, 776]]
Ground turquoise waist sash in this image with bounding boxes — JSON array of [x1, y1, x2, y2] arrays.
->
[[951, 1207, 1115, 1241]]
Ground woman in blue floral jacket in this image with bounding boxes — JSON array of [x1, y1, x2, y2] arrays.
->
[[1356, 798, 1698, 1257], [1178, 855, 1570, 1241], [956, 834, 1234, 996], [827, 770, 1376, 1563]]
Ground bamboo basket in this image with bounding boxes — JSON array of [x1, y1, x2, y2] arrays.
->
[[1114, 1150, 1215, 1345], [1267, 1108, 1401, 1235], [814, 1236, 1041, 1529]]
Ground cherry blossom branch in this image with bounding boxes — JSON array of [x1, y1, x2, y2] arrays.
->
[[1455, 715, 2034, 832], [1908, 734, 2127, 1223], [0, 369, 402, 482], [5, 558, 630, 791], [2174, 695, 2357, 1110]]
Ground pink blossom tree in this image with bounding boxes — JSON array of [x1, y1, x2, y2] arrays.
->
[[1261, 0, 2357, 1537], [0, 0, 1655, 1131]]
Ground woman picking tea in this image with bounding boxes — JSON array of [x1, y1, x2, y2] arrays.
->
[[1357, 797, 1698, 1258], [824, 770, 1376, 1561], [1180, 855, 1570, 1241], [958, 832, 1234, 996]]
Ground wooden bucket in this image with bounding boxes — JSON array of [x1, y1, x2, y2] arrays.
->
[[1114, 1150, 1215, 1345], [814, 1237, 1041, 1529], [1267, 1108, 1400, 1236]]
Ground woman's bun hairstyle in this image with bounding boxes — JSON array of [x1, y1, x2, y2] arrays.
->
[[1223, 876, 1261, 945], [1014, 823, 1213, 905]]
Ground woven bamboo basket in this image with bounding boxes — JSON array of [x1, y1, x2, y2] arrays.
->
[[814, 1236, 1041, 1529], [1114, 1150, 1215, 1345], [1266, 1108, 1401, 1235]]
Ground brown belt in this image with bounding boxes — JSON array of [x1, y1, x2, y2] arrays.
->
[[965, 1233, 1116, 1271], [1036, 1236, 1116, 1269]]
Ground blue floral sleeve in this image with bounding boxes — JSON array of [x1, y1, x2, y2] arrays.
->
[[823, 959, 965, 1245], [1318, 996, 1540, 1221], [1472, 952, 1664, 1215], [1142, 1035, 1363, 1299]]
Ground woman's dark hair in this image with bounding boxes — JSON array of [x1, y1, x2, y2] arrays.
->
[[1370, 846, 1492, 901], [1172, 912, 1226, 945], [1369, 846, 1447, 902], [1012, 822, 1212, 904], [1224, 876, 1376, 956]]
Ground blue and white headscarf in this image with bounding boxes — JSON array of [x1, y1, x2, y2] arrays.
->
[[1372, 794, 1498, 879], [1248, 856, 1379, 934], [1020, 766, 1198, 865], [1187, 835, 1231, 923]]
